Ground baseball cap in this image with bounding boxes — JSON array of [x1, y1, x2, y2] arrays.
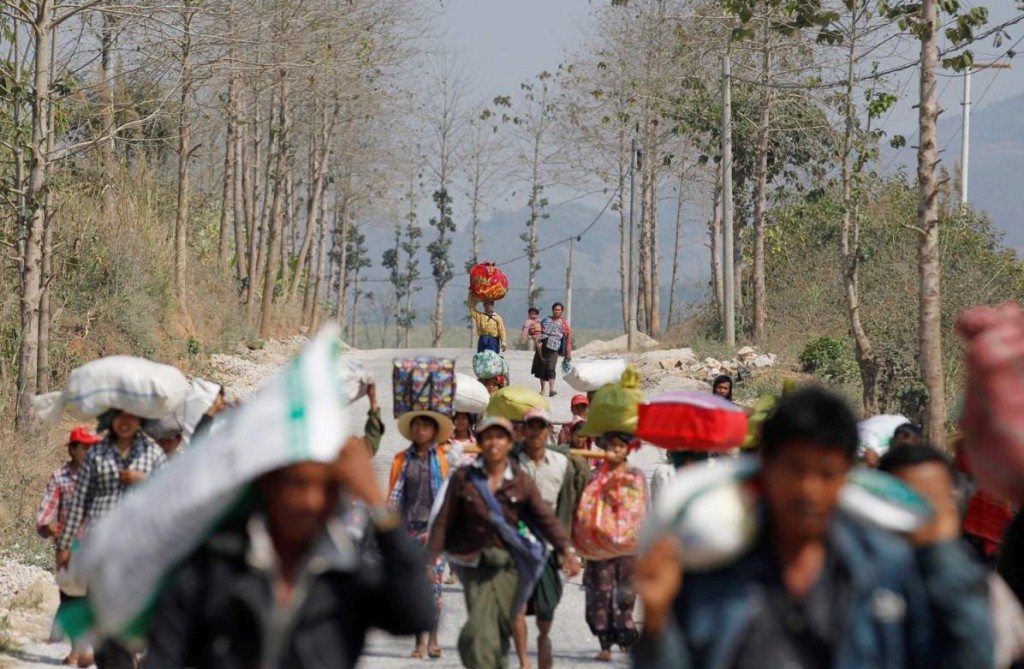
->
[[475, 416, 515, 439], [570, 394, 590, 407], [69, 426, 102, 445], [522, 407, 553, 426]]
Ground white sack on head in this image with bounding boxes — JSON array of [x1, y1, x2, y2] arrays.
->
[[175, 378, 223, 443], [73, 326, 356, 644], [33, 356, 190, 425], [454, 373, 490, 415], [563, 358, 627, 392], [858, 414, 912, 455]]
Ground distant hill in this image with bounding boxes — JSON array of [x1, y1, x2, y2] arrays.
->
[[354, 199, 711, 330], [939, 90, 1024, 253]]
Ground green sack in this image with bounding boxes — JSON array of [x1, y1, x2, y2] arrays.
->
[[580, 366, 642, 437], [486, 386, 550, 421]]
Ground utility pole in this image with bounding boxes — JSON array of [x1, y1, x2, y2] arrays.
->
[[565, 236, 574, 326], [627, 136, 639, 351], [960, 62, 1010, 205], [721, 44, 736, 349]]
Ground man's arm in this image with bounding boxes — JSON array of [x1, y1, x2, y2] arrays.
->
[[497, 315, 507, 350], [362, 526, 437, 635], [141, 557, 207, 669], [57, 458, 93, 552], [36, 473, 61, 539], [633, 537, 691, 669], [425, 474, 457, 558]]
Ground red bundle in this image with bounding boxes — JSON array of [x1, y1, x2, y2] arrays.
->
[[469, 262, 509, 301], [637, 391, 748, 452]]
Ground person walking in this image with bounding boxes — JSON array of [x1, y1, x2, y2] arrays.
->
[[427, 416, 581, 669], [556, 395, 589, 444], [468, 290, 507, 354], [387, 410, 455, 660], [36, 426, 102, 668], [519, 307, 542, 350], [634, 388, 993, 669], [510, 408, 578, 669], [583, 433, 647, 661], [531, 303, 571, 398], [143, 438, 436, 669], [57, 410, 167, 669]]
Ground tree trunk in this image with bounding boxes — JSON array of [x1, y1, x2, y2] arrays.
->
[[99, 3, 116, 228], [218, 74, 236, 266], [917, 0, 946, 445], [38, 19, 58, 395], [618, 128, 629, 333], [711, 158, 724, 321], [288, 102, 336, 301], [667, 173, 685, 329], [16, 0, 54, 426], [751, 20, 772, 345], [173, 9, 194, 302], [259, 76, 289, 337], [309, 195, 329, 331], [334, 193, 351, 330], [243, 85, 261, 303], [839, 10, 880, 415], [647, 153, 661, 337], [232, 86, 248, 287]]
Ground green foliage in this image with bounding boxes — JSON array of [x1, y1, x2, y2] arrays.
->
[[799, 336, 858, 382], [427, 188, 455, 288]]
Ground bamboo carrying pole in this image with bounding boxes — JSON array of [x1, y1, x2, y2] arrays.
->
[[461, 445, 610, 460]]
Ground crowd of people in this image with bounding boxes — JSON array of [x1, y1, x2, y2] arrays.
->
[[31, 300, 1024, 669]]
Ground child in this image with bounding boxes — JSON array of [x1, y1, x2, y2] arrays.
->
[[584, 433, 647, 661], [36, 426, 101, 668], [519, 306, 542, 349]]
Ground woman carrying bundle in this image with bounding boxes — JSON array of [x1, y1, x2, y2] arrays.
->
[[531, 303, 572, 398], [582, 432, 648, 661], [387, 409, 455, 660]]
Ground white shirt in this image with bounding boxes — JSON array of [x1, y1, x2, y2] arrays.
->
[[516, 448, 569, 511]]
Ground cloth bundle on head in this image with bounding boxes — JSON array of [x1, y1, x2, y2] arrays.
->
[[472, 350, 509, 381], [579, 366, 642, 438], [58, 326, 361, 647], [454, 373, 490, 415], [143, 415, 185, 440]]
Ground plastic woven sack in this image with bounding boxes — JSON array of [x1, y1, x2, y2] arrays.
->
[[33, 356, 190, 425], [638, 391, 748, 451], [392, 357, 455, 418], [858, 414, 911, 455], [643, 457, 934, 573], [572, 466, 648, 560], [486, 386, 550, 421], [469, 262, 509, 301], [472, 350, 508, 380], [59, 327, 358, 646], [579, 366, 642, 437], [455, 373, 490, 415], [563, 358, 626, 392]]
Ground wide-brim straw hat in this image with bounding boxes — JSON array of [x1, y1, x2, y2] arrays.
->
[[397, 410, 455, 444]]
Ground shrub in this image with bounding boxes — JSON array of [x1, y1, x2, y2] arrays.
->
[[799, 336, 858, 383]]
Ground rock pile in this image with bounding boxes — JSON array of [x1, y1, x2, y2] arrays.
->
[[636, 346, 778, 380]]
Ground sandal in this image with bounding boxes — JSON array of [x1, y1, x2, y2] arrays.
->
[[428, 646, 443, 659], [411, 648, 426, 659]]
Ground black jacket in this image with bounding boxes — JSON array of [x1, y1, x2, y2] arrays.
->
[[142, 511, 435, 669]]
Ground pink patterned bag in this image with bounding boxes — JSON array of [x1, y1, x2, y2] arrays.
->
[[572, 466, 648, 560]]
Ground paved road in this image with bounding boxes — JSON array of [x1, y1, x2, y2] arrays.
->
[[5, 346, 663, 668]]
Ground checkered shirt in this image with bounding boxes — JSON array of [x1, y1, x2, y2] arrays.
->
[[57, 434, 167, 551], [35, 463, 78, 540]]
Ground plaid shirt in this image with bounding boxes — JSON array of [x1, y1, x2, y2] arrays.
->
[[57, 434, 166, 551], [35, 462, 78, 540]]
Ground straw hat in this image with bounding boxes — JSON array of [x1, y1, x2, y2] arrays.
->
[[397, 410, 455, 444]]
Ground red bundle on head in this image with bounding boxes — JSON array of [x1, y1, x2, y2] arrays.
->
[[637, 390, 748, 452], [469, 262, 509, 301]]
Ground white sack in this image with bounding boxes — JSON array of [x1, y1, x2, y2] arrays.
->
[[859, 414, 911, 455], [175, 377, 223, 443], [33, 356, 190, 425], [77, 326, 356, 643], [454, 373, 490, 415], [563, 358, 628, 392]]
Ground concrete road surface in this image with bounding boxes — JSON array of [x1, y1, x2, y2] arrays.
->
[[5, 346, 664, 668]]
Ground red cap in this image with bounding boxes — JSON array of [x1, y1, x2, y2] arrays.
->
[[69, 426, 102, 446], [570, 394, 590, 407]]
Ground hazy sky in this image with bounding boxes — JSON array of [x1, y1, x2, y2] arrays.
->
[[438, 0, 1024, 176]]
